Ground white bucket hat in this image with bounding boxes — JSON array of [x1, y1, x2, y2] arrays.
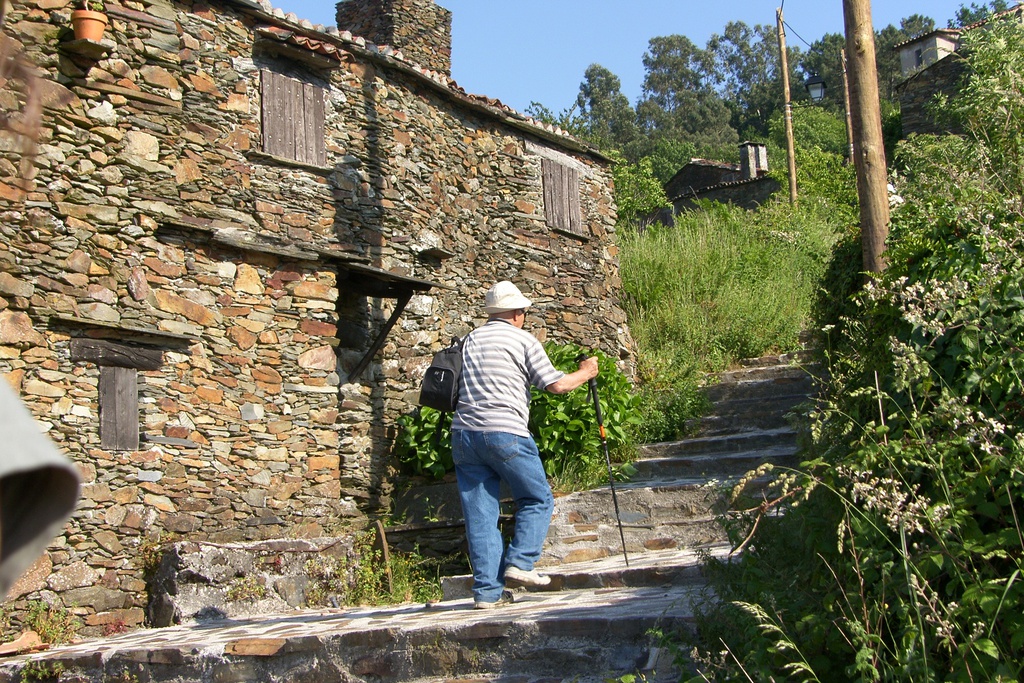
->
[[483, 281, 532, 314]]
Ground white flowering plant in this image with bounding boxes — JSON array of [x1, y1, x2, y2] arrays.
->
[[688, 16, 1024, 683]]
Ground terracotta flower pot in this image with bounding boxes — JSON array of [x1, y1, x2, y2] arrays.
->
[[70, 9, 108, 42]]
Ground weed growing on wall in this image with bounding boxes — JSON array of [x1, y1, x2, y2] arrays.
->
[[23, 601, 78, 646], [225, 575, 267, 603], [341, 532, 443, 606]]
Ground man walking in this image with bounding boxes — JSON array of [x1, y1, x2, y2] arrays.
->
[[452, 281, 599, 609]]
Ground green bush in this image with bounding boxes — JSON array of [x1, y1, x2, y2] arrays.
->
[[394, 407, 452, 478], [529, 342, 641, 487], [23, 601, 78, 646], [394, 342, 641, 491], [687, 18, 1024, 681]]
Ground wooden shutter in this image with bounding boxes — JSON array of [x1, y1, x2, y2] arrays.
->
[[261, 69, 326, 166], [99, 366, 139, 451], [541, 158, 583, 236]]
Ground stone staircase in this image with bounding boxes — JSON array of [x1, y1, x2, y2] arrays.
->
[[0, 353, 817, 683]]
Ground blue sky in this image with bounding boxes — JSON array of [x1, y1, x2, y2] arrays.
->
[[274, 1, 978, 113]]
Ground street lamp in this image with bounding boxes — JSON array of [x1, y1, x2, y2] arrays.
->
[[805, 73, 826, 102]]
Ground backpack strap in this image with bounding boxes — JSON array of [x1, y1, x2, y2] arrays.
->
[[433, 328, 473, 449]]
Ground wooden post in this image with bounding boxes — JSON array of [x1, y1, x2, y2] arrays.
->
[[843, 0, 890, 273], [777, 8, 798, 206], [841, 49, 855, 164]]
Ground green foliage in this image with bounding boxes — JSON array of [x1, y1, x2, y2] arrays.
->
[[19, 660, 65, 683], [573, 64, 641, 151], [395, 343, 641, 491], [303, 555, 346, 607], [342, 532, 443, 606], [609, 151, 670, 230], [766, 104, 858, 224], [23, 601, 78, 646], [950, 0, 1010, 28], [304, 536, 444, 607], [706, 21, 791, 138], [620, 199, 843, 442], [528, 342, 642, 485], [395, 407, 452, 478], [637, 34, 739, 151], [688, 20, 1024, 681]]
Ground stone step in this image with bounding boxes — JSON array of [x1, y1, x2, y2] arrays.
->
[[441, 544, 731, 599], [688, 407, 803, 435], [704, 373, 816, 403], [0, 582, 706, 683], [638, 427, 798, 459], [702, 391, 811, 419], [630, 444, 799, 483], [714, 362, 818, 384], [737, 349, 816, 368]]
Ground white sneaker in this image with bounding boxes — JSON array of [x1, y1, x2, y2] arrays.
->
[[474, 590, 515, 610], [504, 565, 551, 588]]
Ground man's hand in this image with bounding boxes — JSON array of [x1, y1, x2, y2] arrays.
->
[[546, 355, 599, 394]]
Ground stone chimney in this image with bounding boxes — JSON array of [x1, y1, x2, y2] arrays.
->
[[335, 0, 453, 76], [739, 141, 768, 180]]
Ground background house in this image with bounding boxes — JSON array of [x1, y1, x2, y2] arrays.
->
[[896, 4, 1023, 136], [0, 0, 631, 632], [656, 142, 780, 222]]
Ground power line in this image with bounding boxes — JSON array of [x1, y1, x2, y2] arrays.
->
[[783, 20, 815, 49]]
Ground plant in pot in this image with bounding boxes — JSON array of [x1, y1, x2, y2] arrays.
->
[[70, 0, 107, 41]]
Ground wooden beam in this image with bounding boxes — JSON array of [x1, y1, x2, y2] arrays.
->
[[347, 289, 413, 382], [778, 8, 798, 206], [70, 339, 163, 370]]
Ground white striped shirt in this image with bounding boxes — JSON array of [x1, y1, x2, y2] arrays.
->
[[452, 319, 565, 437]]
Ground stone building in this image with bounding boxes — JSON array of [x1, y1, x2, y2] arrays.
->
[[655, 142, 780, 222], [0, 0, 630, 633], [895, 5, 1023, 136]]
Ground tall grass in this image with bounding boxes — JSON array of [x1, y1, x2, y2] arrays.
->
[[620, 198, 843, 442]]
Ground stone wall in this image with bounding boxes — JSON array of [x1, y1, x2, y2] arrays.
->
[[897, 53, 966, 137], [0, 0, 629, 635]]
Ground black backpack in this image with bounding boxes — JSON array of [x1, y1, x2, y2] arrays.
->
[[418, 335, 467, 412]]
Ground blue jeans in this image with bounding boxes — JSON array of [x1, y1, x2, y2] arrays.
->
[[452, 428, 554, 603]]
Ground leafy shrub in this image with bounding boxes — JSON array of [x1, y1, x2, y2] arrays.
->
[[528, 342, 642, 485], [687, 18, 1024, 681], [342, 532, 443, 606], [394, 407, 452, 478]]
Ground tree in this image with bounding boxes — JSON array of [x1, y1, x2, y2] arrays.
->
[[900, 12, 936, 39], [637, 35, 738, 153], [522, 101, 586, 139], [574, 64, 640, 153], [950, 0, 1010, 27], [706, 21, 790, 137], [609, 152, 670, 229]]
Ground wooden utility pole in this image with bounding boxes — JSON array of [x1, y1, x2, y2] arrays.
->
[[841, 49, 855, 164], [843, 0, 889, 273], [777, 8, 798, 205]]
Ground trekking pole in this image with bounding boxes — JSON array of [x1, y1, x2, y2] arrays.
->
[[577, 354, 629, 566]]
